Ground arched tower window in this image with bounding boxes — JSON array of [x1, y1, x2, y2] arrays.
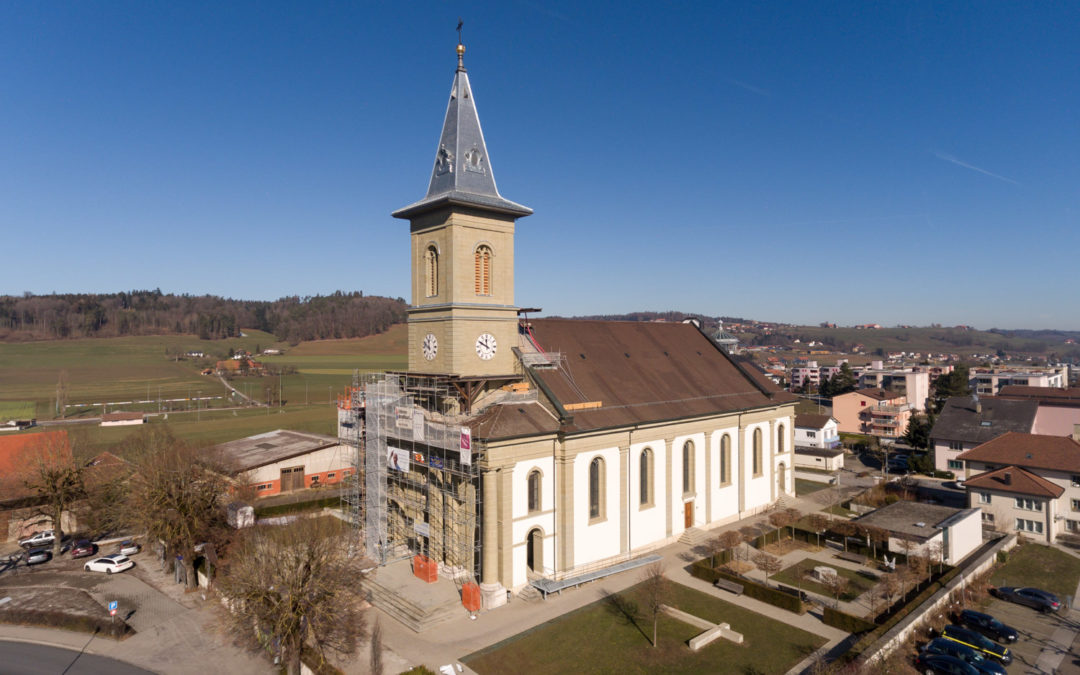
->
[[474, 244, 492, 295], [753, 428, 763, 477], [777, 424, 786, 455], [682, 440, 695, 494], [527, 469, 541, 513], [589, 456, 606, 521], [639, 448, 654, 507], [425, 245, 438, 297], [720, 434, 731, 485]]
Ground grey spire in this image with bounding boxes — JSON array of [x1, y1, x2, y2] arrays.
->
[[393, 44, 532, 220]]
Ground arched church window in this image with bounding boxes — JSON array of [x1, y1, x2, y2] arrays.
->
[[753, 428, 763, 476], [720, 434, 731, 485], [474, 245, 492, 296], [682, 440, 695, 494], [589, 456, 605, 521], [777, 424, 785, 455], [425, 245, 438, 297], [527, 469, 541, 513], [639, 448, 654, 507]]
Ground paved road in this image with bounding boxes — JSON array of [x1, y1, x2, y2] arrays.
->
[[0, 641, 155, 675]]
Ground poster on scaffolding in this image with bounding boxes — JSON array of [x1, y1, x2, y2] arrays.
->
[[387, 446, 410, 472], [395, 407, 413, 431], [459, 427, 472, 465]]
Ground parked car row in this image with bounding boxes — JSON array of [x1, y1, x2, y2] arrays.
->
[[917, 586, 1060, 673], [7, 535, 141, 571]]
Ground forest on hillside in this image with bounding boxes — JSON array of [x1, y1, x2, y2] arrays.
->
[[0, 290, 407, 343]]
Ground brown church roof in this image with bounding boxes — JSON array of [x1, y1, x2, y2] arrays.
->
[[477, 319, 795, 439], [957, 431, 1080, 473], [964, 466, 1064, 499]]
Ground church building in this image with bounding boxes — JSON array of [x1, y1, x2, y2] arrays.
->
[[355, 41, 797, 611]]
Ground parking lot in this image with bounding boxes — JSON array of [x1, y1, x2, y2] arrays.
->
[[982, 597, 1080, 673]]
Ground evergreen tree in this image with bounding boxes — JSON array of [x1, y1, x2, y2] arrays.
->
[[931, 365, 971, 412]]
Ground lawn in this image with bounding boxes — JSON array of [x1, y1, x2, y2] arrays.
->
[[991, 543, 1080, 600], [795, 478, 831, 496], [462, 581, 825, 674], [772, 559, 876, 602]]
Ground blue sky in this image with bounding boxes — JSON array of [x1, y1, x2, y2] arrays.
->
[[2, 2, 1078, 329]]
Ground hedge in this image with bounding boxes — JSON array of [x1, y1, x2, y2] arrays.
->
[[690, 559, 806, 614], [0, 608, 134, 639], [823, 606, 876, 634], [843, 565, 963, 662]]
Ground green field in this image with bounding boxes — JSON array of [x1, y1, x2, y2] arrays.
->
[[991, 543, 1080, 600], [0, 326, 407, 422], [463, 581, 824, 674], [0, 401, 36, 421]]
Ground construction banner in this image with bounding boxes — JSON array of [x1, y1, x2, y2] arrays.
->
[[387, 446, 410, 472], [460, 427, 472, 465]]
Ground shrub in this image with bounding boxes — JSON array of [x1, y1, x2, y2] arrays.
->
[[823, 606, 876, 634], [689, 559, 806, 613], [0, 608, 134, 639], [996, 550, 1008, 563]]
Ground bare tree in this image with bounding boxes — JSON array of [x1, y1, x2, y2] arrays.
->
[[927, 541, 945, 574], [752, 551, 783, 587], [18, 431, 84, 557], [218, 517, 367, 674], [739, 526, 759, 562], [878, 572, 899, 610], [768, 510, 791, 545], [128, 426, 229, 589], [830, 520, 856, 552], [822, 573, 850, 608], [56, 370, 69, 418], [717, 530, 743, 567], [640, 562, 668, 648], [369, 618, 383, 675], [865, 525, 889, 560], [784, 507, 803, 541], [908, 555, 930, 591], [806, 513, 828, 547]]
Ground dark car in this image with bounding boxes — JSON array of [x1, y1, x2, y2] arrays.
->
[[923, 637, 1006, 675], [941, 625, 1012, 665], [25, 547, 52, 565], [992, 586, 1062, 613], [959, 609, 1018, 643], [914, 651, 979, 675], [70, 539, 97, 559]]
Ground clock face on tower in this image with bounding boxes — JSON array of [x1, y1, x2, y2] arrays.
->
[[422, 333, 438, 361], [475, 333, 497, 360]]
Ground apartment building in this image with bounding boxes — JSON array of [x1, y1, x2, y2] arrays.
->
[[929, 396, 1037, 472], [833, 388, 912, 439]]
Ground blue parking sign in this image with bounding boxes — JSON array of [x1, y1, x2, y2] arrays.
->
[[108, 600, 118, 616]]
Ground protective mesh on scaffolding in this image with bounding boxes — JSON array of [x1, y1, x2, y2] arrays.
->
[[341, 371, 481, 583]]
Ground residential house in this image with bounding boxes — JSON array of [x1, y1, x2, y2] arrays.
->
[[997, 386, 1080, 436], [833, 388, 912, 439], [970, 367, 1068, 396], [100, 411, 146, 427], [789, 361, 841, 391], [959, 431, 1080, 543], [929, 396, 1037, 472], [795, 414, 841, 449], [855, 361, 938, 411]]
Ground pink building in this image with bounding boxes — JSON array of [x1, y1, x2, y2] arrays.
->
[[997, 386, 1080, 437], [833, 388, 912, 439]]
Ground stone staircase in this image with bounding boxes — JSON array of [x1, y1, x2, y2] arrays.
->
[[361, 574, 464, 632], [679, 526, 711, 547]]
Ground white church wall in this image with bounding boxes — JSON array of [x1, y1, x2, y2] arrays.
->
[[509, 457, 556, 587], [573, 446, 622, 566], [628, 439, 667, 553], [773, 415, 794, 495], [708, 426, 741, 523]]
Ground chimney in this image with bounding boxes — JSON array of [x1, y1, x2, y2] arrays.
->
[[972, 393, 981, 414], [1003, 471, 1011, 486], [1073, 424, 1080, 444]]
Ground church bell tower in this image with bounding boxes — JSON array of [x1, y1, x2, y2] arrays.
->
[[393, 41, 531, 378]]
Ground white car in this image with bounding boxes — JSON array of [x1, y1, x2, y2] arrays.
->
[[84, 554, 135, 574], [18, 530, 56, 548], [119, 540, 141, 556]]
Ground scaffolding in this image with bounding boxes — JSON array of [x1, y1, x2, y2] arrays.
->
[[339, 371, 482, 584]]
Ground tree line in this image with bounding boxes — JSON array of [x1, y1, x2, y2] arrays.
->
[[0, 290, 406, 343]]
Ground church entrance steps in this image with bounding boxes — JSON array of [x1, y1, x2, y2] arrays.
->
[[679, 527, 710, 547], [362, 559, 466, 632]]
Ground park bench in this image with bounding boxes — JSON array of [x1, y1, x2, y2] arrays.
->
[[713, 578, 744, 596], [836, 551, 867, 565]]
